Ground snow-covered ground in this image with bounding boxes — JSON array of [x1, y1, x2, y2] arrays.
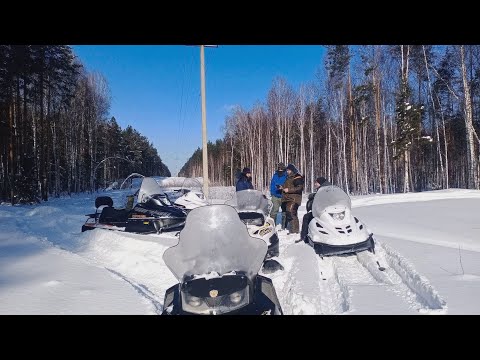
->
[[1, 187, 479, 314]]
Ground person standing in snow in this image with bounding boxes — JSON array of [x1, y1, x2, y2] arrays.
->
[[236, 167, 254, 192], [269, 162, 287, 227], [296, 176, 331, 243], [278, 163, 304, 234]]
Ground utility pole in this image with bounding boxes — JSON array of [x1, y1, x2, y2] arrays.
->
[[200, 45, 209, 198], [198, 45, 217, 199]]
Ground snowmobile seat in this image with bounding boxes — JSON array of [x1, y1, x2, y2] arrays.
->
[[95, 196, 114, 208], [99, 206, 130, 223]]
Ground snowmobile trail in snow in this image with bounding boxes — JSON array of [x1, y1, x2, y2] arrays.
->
[[263, 239, 348, 315], [316, 240, 447, 314], [315, 253, 350, 314], [106, 268, 164, 314], [265, 243, 324, 315]]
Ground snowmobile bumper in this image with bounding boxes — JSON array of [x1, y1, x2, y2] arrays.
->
[[309, 234, 375, 256], [82, 223, 96, 232], [162, 275, 283, 315]]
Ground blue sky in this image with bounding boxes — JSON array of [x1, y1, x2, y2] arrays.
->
[[73, 45, 326, 175]]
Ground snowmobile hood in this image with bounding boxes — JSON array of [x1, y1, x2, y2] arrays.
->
[[312, 185, 352, 218], [163, 205, 267, 282], [175, 191, 208, 208], [225, 189, 271, 216]]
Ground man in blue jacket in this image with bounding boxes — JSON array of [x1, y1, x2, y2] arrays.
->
[[236, 167, 254, 192], [269, 162, 287, 227]]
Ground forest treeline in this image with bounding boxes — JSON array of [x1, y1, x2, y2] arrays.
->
[[180, 45, 480, 194], [0, 45, 170, 204]]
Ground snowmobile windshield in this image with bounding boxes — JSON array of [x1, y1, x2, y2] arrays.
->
[[180, 178, 206, 200], [225, 190, 271, 215], [180, 178, 203, 192], [160, 178, 206, 202], [138, 177, 166, 203], [163, 205, 268, 282], [312, 185, 351, 218]]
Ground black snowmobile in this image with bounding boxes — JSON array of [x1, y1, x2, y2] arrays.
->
[[81, 177, 187, 234], [162, 204, 284, 315]]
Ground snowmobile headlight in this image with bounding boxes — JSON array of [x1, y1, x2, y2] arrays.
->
[[181, 284, 249, 314], [186, 296, 202, 307], [229, 291, 243, 304], [330, 211, 345, 221]]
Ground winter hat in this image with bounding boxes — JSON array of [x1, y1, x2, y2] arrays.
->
[[286, 164, 298, 173], [316, 177, 327, 186], [243, 167, 251, 174], [277, 162, 286, 171]]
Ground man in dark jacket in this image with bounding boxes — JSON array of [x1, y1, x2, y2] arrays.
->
[[296, 176, 331, 243], [278, 164, 304, 234], [236, 167, 254, 192], [269, 162, 287, 226]]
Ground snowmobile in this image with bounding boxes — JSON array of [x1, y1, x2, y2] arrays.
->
[[81, 177, 187, 234], [161, 204, 283, 315], [225, 190, 279, 259], [163, 178, 209, 212], [306, 185, 376, 257]]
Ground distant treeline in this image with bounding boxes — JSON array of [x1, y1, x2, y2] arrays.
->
[[180, 45, 480, 194], [0, 45, 170, 204]]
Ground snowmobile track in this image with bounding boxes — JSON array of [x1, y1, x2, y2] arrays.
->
[[316, 256, 350, 314], [316, 240, 447, 314], [106, 268, 164, 314]]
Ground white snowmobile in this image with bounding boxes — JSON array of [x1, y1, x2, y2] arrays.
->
[[306, 185, 375, 257], [164, 178, 209, 212], [161, 204, 283, 315], [225, 190, 279, 259]]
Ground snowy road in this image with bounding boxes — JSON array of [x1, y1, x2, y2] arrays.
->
[[262, 233, 446, 315], [1, 188, 480, 314]]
